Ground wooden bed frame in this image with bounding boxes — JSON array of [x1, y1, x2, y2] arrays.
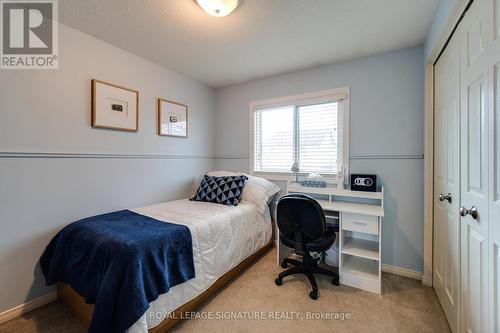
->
[[58, 239, 274, 332]]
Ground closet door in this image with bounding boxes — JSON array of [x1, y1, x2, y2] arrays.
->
[[488, 0, 500, 331], [460, 0, 490, 332], [433, 31, 461, 333]]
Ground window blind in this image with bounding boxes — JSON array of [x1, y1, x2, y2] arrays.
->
[[253, 106, 294, 172], [298, 102, 340, 174], [253, 101, 343, 175]]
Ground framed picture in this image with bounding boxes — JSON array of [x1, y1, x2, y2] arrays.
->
[[157, 98, 188, 138], [91, 79, 139, 131]]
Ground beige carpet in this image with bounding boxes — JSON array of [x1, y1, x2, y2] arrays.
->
[[0, 248, 450, 333]]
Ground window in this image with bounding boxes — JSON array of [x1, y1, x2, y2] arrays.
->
[[250, 88, 349, 179]]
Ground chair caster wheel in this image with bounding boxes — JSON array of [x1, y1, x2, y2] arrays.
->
[[275, 278, 282, 286], [332, 277, 339, 286], [309, 290, 318, 300], [280, 261, 288, 268]]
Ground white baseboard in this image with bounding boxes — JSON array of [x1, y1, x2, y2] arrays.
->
[[0, 292, 57, 325], [382, 264, 423, 281], [422, 275, 433, 286]]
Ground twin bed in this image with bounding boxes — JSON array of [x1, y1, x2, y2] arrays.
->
[[43, 174, 277, 333], [130, 199, 273, 332]]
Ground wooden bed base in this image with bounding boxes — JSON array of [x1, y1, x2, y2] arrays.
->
[[58, 240, 274, 332]]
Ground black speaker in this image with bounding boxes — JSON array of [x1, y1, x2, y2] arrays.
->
[[350, 174, 377, 192]]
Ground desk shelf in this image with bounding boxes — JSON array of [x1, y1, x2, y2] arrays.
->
[[340, 256, 381, 294], [342, 237, 380, 260], [318, 200, 384, 217], [287, 183, 384, 200], [341, 256, 379, 282]]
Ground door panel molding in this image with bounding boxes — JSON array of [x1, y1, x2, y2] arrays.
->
[[465, 76, 486, 195], [463, 226, 486, 333]]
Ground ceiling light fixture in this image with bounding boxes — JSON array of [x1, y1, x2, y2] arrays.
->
[[196, 0, 239, 17]]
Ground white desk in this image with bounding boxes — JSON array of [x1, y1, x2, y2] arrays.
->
[[277, 182, 384, 294]]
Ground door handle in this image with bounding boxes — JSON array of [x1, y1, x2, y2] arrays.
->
[[438, 193, 452, 204], [459, 206, 478, 220]]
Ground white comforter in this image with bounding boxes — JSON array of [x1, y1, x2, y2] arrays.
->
[[127, 199, 272, 332]]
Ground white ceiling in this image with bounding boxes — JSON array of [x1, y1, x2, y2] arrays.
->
[[59, 0, 439, 88]]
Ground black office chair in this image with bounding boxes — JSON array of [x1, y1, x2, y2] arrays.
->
[[274, 193, 339, 299]]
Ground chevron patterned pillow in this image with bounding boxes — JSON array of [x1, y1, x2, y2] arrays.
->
[[190, 175, 248, 206]]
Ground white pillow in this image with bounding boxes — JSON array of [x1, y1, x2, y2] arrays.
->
[[206, 170, 281, 213], [244, 173, 281, 199]]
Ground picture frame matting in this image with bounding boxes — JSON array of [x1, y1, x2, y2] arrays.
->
[[157, 98, 188, 138], [91, 79, 139, 132]]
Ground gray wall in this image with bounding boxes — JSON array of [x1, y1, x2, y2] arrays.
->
[[214, 46, 425, 273], [0, 24, 215, 313]]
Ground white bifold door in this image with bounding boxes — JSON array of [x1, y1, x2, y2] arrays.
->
[[459, 0, 489, 332], [487, 0, 500, 331], [433, 29, 461, 333], [433, 0, 500, 332]]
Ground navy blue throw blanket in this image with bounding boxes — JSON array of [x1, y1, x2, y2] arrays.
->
[[40, 210, 195, 333]]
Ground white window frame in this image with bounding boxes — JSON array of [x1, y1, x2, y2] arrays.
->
[[249, 87, 350, 183]]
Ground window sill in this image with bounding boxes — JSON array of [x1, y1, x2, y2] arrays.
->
[[251, 172, 339, 184]]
